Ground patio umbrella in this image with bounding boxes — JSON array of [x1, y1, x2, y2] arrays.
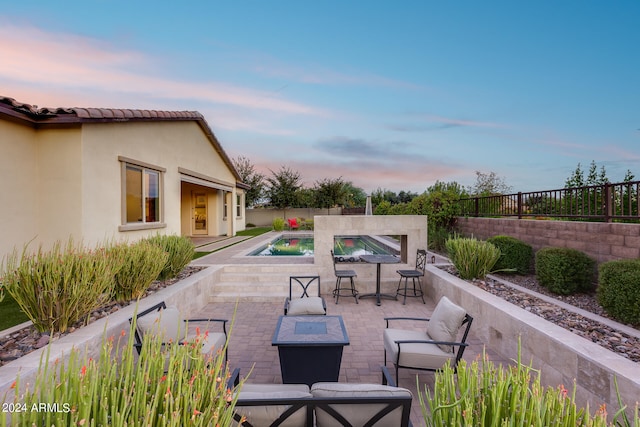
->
[[365, 195, 372, 215]]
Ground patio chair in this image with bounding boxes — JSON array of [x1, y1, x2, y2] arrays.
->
[[130, 301, 229, 363], [284, 275, 327, 315], [286, 218, 300, 230], [383, 296, 473, 384], [396, 249, 427, 304], [331, 250, 358, 304]]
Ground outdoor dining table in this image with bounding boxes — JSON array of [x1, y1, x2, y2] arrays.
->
[[358, 254, 400, 306]]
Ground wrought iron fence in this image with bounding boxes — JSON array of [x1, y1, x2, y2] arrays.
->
[[458, 180, 640, 222]]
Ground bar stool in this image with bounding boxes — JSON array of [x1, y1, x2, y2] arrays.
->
[[330, 250, 359, 304]]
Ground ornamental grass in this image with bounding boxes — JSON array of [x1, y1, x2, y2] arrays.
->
[[420, 346, 639, 427], [2, 310, 245, 427], [0, 239, 122, 333], [111, 240, 169, 302], [445, 236, 501, 280]]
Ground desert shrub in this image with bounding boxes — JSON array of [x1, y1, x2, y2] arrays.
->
[[420, 346, 637, 426], [3, 315, 244, 426], [486, 235, 533, 274], [272, 217, 285, 231], [144, 234, 195, 281], [0, 239, 120, 333], [597, 259, 640, 326], [445, 236, 500, 280], [535, 247, 596, 295], [428, 225, 453, 253], [111, 241, 169, 302]]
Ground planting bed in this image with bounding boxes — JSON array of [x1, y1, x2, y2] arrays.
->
[[0, 266, 205, 367]]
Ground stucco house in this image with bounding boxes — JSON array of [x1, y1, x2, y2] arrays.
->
[[0, 96, 248, 260]]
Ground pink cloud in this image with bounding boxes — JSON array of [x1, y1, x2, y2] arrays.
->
[[0, 24, 326, 116], [422, 114, 509, 129]]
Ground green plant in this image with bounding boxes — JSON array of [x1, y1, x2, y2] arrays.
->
[[445, 236, 500, 280], [486, 235, 533, 274], [0, 293, 30, 330], [535, 247, 596, 295], [597, 259, 640, 326], [2, 311, 245, 426], [145, 235, 195, 281], [420, 345, 638, 427], [0, 239, 120, 333], [272, 217, 285, 231], [111, 241, 169, 302], [428, 225, 453, 253]]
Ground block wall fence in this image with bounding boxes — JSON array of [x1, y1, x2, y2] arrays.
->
[[456, 217, 640, 264]]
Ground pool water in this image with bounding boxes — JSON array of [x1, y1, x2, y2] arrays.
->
[[249, 235, 399, 259]]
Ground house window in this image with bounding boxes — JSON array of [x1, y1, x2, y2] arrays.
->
[[236, 194, 242, 217], [119, 157, 165, 230]]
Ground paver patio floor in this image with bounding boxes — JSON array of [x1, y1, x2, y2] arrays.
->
[[198, 296, 507, 426]]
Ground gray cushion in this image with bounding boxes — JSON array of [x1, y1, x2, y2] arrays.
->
[[426, 296, 466, 352], [384, 328, 455, 370], [237, 384, 311, 427], [287, 297, 325, 315], [311, 382, 412, 427], [136, 306, 183, 343]]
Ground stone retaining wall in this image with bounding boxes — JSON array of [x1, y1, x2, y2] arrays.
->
[[456, 217, 640, 264], [426, 265, 640, 415]]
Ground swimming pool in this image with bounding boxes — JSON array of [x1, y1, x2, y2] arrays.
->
[[248, 234, 399, 260]]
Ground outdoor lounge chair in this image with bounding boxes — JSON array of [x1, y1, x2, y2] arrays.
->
[[284, 275, 327, 315], [331, 250, 359, 304], [383, 296, 473, 384], [286, 218, 300, 230], [130, 301, 229, 363], [395, 249, 427, 304]]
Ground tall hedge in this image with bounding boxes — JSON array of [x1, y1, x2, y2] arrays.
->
[[597, 259, 640, 326], [535, 247, 595, 295]]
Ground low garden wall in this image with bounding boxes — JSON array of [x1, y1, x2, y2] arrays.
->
[[456, 217, 640, 264], [426, 265, 640, 414]]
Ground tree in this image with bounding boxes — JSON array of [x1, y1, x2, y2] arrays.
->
[[232, 156, 265, 207], [342, 182, 367, 207], [468, 171, 512, 196], [313, 177, 347, 213], [265, 166, 302, 214]]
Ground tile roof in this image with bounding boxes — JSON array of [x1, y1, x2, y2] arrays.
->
[[0, 96, 203, 122], [0, 96, 246, 186]]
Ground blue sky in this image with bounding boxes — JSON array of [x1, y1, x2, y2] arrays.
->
[[1, 1, 638, 193]]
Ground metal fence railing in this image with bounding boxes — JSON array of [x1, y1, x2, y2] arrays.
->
[[457, 180, 640, 222]]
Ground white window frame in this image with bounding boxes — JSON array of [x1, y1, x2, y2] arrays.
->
[[118, 156, 166, 231]]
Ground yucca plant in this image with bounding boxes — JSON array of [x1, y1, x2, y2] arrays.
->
[[111, 240, 169, 302], [445, 236, 501, 280], [2, 309, 245, 427], [420, 345, 638, 426], [0, 239, 121, 333], [145, 234, 195, 280]]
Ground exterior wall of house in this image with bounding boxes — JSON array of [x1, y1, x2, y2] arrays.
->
[[80, 121, 244, 246], [0, 120, 40, 259], [0, 120, 84, 259]]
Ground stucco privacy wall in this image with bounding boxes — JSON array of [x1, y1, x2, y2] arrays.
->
[[457, 217, 640, 264], [246, 208, 342, 227], [426, 265, 640, 415], [313, 215, 428, 289]]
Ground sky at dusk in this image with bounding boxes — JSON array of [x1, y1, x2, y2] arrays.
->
[[1, 1, 639, 194]]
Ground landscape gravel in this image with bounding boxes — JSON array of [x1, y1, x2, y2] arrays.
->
[[447, 267, 640, 363]]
